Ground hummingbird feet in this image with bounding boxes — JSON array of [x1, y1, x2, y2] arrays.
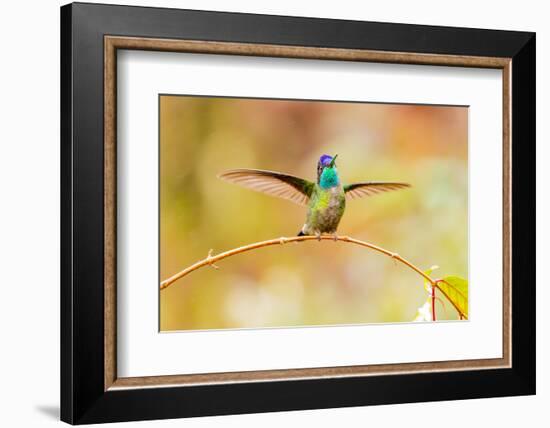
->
[[332, 232, 338, 242], [315, 231, 322, 241]]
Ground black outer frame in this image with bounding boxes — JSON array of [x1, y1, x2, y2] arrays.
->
[[60, 2, 535, 424]]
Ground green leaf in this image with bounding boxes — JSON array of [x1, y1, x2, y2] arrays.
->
[[437, 276, 468, 319]]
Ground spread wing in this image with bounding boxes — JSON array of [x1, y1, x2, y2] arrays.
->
[[218, 169, 314, 206], [344, 182, 411, 200]]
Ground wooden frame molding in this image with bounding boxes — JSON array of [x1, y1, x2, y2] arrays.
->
[[104, 35, 512, 391]]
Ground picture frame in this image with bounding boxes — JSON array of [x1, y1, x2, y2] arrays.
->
[[60, 2, 535, 424]]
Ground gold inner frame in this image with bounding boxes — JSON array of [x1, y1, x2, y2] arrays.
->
[[104, 35, 512, 391]]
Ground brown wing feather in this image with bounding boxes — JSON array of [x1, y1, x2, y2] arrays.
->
[[344, 182, 411, 200], [218, 169, 314, 206]]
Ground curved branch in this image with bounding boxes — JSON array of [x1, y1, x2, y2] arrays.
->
[[160, 235, 467, 319], [160, 235, 436, 290]]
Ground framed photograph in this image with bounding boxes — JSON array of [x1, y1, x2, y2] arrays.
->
[[60, 2, 535, 424]]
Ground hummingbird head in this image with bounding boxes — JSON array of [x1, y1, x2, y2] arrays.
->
[[317, 154, 339, 188]]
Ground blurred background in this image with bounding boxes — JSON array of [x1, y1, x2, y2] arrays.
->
[[160, 95, 468, 331]]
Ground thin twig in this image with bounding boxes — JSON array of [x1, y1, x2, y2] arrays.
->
[[431, 286, 437, 321]]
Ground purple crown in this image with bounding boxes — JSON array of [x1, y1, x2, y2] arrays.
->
[[319, 154, 333, 166]]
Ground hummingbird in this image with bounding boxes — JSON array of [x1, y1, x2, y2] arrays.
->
[[218, 154, 410, 239]]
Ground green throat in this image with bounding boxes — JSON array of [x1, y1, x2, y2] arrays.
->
[[319, 167, 340, 189]]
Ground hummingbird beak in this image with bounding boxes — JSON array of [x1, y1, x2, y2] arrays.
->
[[329, 154, 338, 168]]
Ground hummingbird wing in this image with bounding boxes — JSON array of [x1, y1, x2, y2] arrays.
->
[[218, 169, 314, 206], [344, 182, 411, 200]]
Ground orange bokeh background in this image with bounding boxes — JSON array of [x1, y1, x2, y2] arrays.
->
[[160, 95, 468, 331]]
